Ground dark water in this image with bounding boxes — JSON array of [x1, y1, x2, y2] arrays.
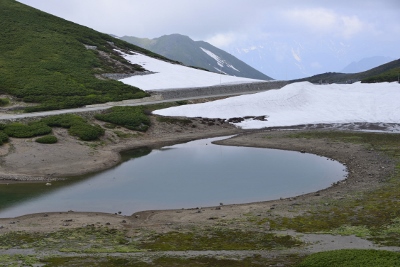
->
[[0, 136, 346, 218]]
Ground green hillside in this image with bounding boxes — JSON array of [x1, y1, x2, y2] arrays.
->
[[294, 59, 400, 84], [0, 0, 176, 112]]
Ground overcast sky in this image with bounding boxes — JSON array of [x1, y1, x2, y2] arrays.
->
[[17, 0, 400, 78]]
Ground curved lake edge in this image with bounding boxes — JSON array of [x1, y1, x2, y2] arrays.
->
[[0, 129, 396, 221]]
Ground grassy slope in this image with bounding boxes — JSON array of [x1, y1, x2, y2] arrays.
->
[[293, 59, 400, 83], [0, 0, 178, 112]]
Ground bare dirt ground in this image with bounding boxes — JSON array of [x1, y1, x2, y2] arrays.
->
[[0, 117, 399, 258]]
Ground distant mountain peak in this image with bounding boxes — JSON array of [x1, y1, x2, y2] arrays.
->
[[341, 56, 394, 73], [119, 34, 272, 80]]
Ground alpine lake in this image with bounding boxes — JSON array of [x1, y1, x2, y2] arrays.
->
[[0, 136, 346, 218]]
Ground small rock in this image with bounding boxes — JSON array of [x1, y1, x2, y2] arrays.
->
[[121, 220, 127, 223], [105, 222, 111, 225], [45, 183, 52, 186], [135, 215, 140, 218], [215, 207, 222, 210], [118, 211, 122, 214]]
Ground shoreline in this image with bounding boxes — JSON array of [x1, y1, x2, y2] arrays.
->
[[0, 122, 398, 258], [0, 125, 395, 221]]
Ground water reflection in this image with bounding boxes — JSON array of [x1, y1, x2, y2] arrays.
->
[[0, 136, 346, 218]]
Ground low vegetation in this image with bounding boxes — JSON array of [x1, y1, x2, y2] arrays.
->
[[253, 131, 400, 247], [298, 249, 400, 267], [0, 114, 104, 145], [95, 106, 150, 132], [141, 228, 302, 251], [35, 135, 58, 144], [362, 67, 400, 83], [3, 122, 52, 138]]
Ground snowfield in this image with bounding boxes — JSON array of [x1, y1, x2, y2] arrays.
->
[[117, 50, 263, 90], [154, 82, 400, 129]]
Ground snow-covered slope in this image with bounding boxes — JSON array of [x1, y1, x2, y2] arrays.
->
[[118, 50, 263, 90], [154, 82, 400, 129]]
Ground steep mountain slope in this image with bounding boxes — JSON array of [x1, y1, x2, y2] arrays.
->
[[294, 58, 400, 84], [120, 34, 272, 80], [341, 56, 394, 73], [0, 0, 178, 112]]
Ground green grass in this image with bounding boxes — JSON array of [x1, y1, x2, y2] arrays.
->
[[0, 0, 184, 112], [298, 249, 400, 267], [95, 106, 150, 132], [42, 254, 304, 267], [140, 228, 302, 251]]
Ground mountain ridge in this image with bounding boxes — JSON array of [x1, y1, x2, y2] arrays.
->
[[120, 34, 272, 80]]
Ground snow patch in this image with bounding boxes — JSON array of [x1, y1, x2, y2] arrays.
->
[[200, 47, 240, 72], [117, 50, 258, 90], [154, 82, 400, 129]]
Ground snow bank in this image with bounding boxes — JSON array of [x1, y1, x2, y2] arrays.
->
[[117, 51, 262, 90], [154, 82, 400, 129]]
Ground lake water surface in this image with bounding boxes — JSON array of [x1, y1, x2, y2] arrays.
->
[[0, 136, 346, 218]]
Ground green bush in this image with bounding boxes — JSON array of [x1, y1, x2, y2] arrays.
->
[[4, 122, 52, 138], [41, 114, 86, 128], [41, 114, 104, 141], [298, 249, 400, 267], [35, 135, 58, 144], [68, 123, 104, 141], [0, 131, 9, 145], [0, 98, 10, 107], [95, 106, 150, 132]]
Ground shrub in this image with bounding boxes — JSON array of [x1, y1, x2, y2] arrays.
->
[[41, 114, 85, 128], [95, 106, 150, 132], [68, 123, 104, 141], [0, 131, 9, 145], [41, 114, 104, 141], [35, 135, 58, 144], [4, 122, 52, 138], [0, 98, 10, 107]]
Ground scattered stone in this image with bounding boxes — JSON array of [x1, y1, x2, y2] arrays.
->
[[105, 222, 111, 225], [135, 215, 140, 218], [121, 220, 127, 223], [43, 214, 49, 217], [215, 207, 222, 210], [208, 217, 218, 220], [45, 182, 52, 186]]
